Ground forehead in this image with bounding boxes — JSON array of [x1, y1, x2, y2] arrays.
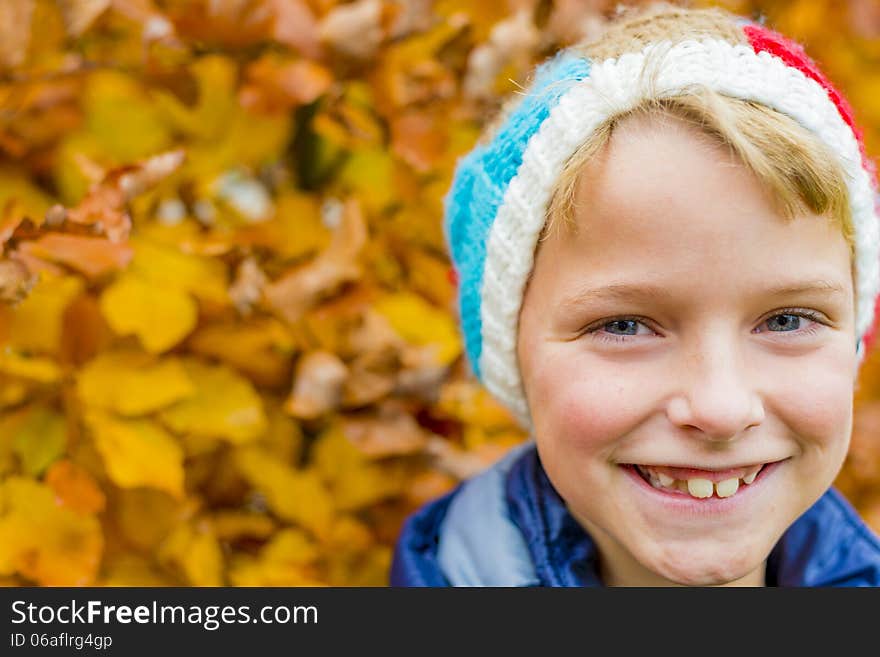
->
[[534, 115, 853, 302]]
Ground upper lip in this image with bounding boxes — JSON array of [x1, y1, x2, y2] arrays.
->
[[629, 458, 785, 471]]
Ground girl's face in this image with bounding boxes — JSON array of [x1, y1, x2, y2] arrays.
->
[[516, 114, 857, 586]]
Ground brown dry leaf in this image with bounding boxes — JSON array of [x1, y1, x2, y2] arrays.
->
[[0, 477, 103, 586], [228, 255, 268, 316], [57, 0, 112, 37], [390, 110, 448, 173], [462, 8, 541, 102], [19, 233, 134, 278], [240, 55, 334, 113], [264, 198, 367, 324], [167, 0, 275, 48], [341, 347, 399, 407], [0, 256, 37, 305], [284, 350, 349, 420], [0, 0, 35, 69], [341, 400, 429, 458], [268, 0, 322, 59], [318, 0, 391, 61], [65, 149, 185, 242], [45, 460, 107, 515]]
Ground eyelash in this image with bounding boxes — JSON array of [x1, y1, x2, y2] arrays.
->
[[584, 308, 826, 345]]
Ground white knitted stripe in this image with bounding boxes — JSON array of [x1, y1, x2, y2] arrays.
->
[[479, 39, 880, 430]]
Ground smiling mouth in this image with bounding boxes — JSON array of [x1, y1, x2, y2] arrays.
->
[[628, 463, 769, 499]]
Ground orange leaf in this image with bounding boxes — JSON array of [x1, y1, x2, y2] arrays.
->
[[45, 460, 107, 515], [0, 477, 102, 585], [20, 233, 133, 278]]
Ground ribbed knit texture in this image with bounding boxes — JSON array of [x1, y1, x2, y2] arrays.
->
[[443, 52, 592, 381]]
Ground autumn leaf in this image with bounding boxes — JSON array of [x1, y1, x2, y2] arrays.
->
[[373, 291, 462, 367], [234, 445, 335, 538], [158, 520, 224, 586], [159, 359, 268, 443], [6, 271, 83, 354], [99, 271, 198, 353], [85, 410, 185, 498], [284, 350, 349, 420], [45, 459, 107, 515], [76, 350, 195, 416], [11, 404, 67, 476], [0, 477, 103, 586], [19, 233, 133, 278]]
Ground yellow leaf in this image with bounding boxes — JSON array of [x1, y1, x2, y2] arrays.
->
[[77, 350, 195, 416], [99, 554, 177, 587], [0, 167, 54, 220], [83, 70, 172, 162], [311, 422, 408, 511], [0, 349, 62, 383], [228, 528, 324, 587], [159, 360, 267, 443], [8, 272, 83, 355], [158, 521, 224, 586], [128, 237, 230, 306], [11, 404, 66, 476], [155, 56, 291, 180], [0, 477, 102, 585], [336, 147, 396, 216], [0, 407, 28, 476], [187, 317, 297, 389], [85, 410, 185, 498], [112, 488, 188, 551], [99, 271, 198, 353], [373, 291, 461, 366], [234, 445, 334, 537], [236, 190, 331, 260]]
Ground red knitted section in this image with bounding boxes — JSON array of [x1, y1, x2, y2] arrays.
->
[[743, 24, 877, 187], [745, 23, 880, 355]]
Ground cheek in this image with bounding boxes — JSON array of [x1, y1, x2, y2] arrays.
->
[[767, 349, 854, 467], [525, 351, 647, 454]]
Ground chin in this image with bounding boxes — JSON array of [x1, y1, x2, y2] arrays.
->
[[641, 543, 766, 587]]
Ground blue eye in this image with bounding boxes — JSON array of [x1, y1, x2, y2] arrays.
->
[[765, 313, 803, 331], [604, 319, 641, 335]]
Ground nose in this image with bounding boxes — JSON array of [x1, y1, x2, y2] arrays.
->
[[665, 336, 765, 442]]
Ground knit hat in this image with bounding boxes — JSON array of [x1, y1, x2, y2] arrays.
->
[[443, 17, 880, 431]]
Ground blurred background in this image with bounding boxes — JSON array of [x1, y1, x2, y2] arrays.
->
[[0, 0, 878, 586]]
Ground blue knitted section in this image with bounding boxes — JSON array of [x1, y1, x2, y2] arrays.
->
[[443, 52, 592, 380]]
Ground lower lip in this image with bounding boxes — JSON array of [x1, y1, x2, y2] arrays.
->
[[620, 460, 785, 517]]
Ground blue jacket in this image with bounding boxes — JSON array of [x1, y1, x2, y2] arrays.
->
[[391, 443, 880, 586]]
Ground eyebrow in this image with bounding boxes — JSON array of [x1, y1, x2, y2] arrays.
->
[[558, 279, 848, 311]]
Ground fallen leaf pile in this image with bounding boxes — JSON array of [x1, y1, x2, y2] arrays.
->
[[0, 0, 879, 586]]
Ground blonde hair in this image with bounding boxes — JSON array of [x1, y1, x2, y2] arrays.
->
[[487, 3, 855, 259]]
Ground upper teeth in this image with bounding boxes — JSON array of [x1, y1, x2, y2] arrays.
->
[[638, 464, 763, 499]]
